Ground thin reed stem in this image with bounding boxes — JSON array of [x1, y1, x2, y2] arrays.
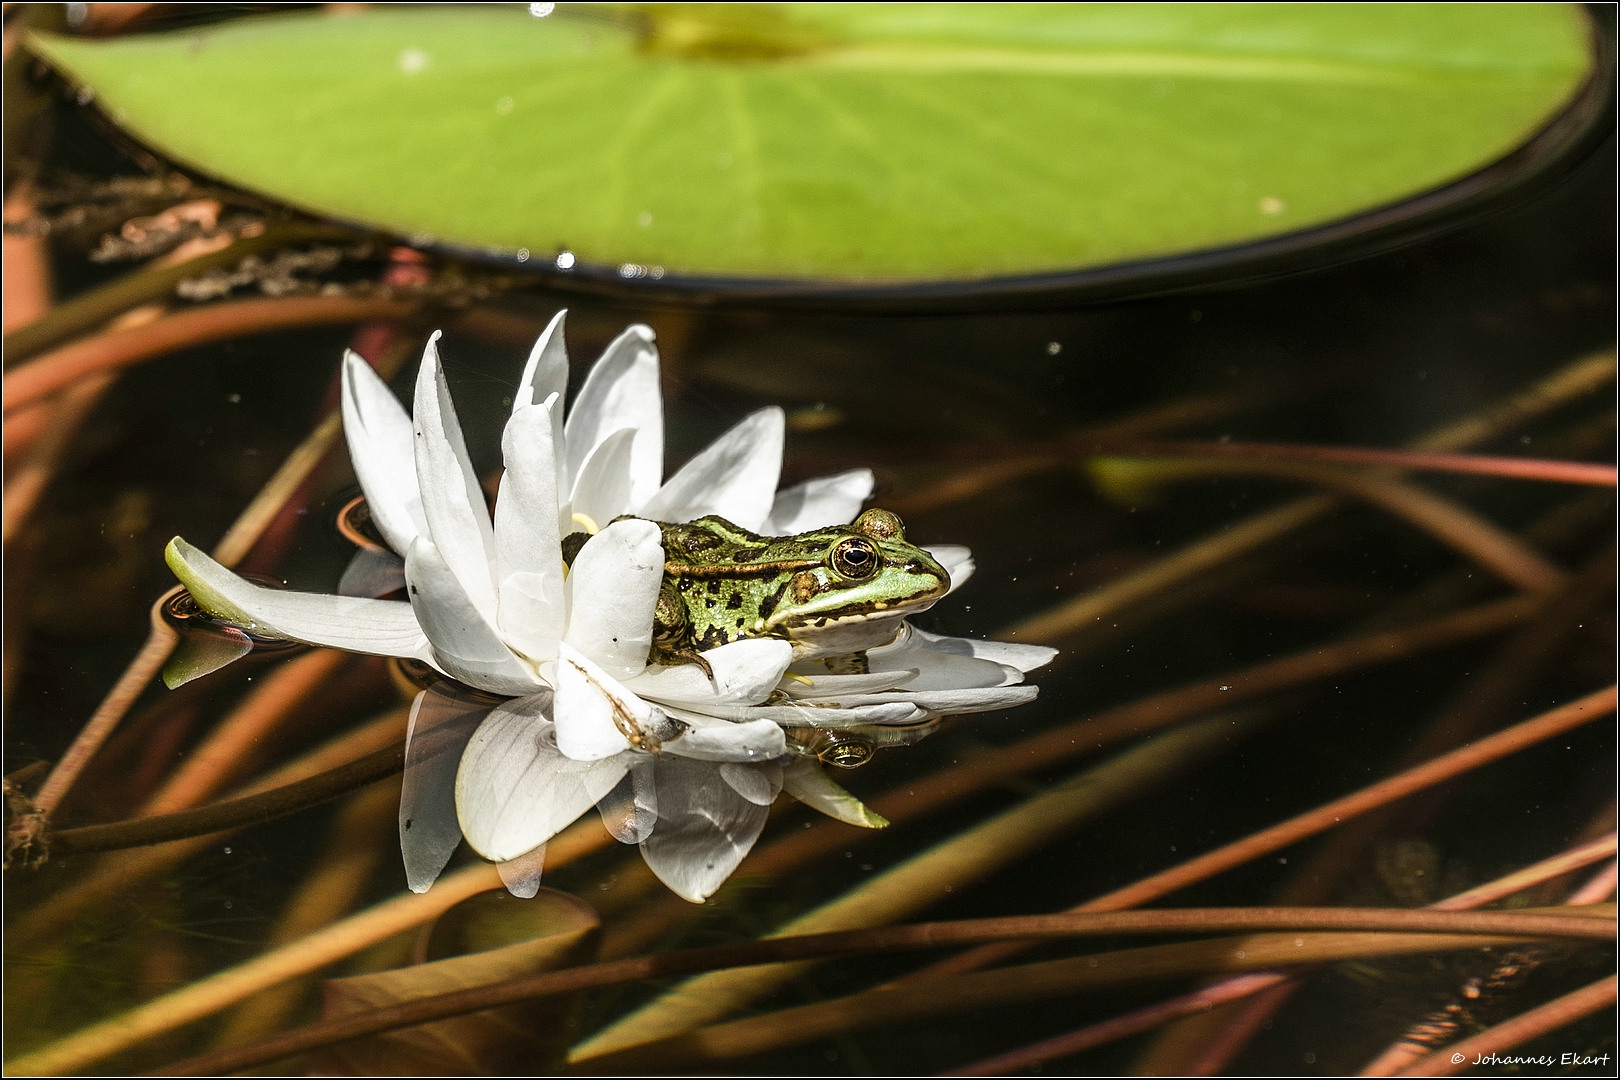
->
[[47, 739, 405, 856], [122, 907, 1615, 1078], [1099, 439, 1617, 486], [599, 594, 1541, 959], [899, 686, 1616, 982], [3, 294, 418, 414], [566, 912, 1612, 1075], [951, 833, 1620, 1077], [1, 223, 353, 366], [7, 409, 349, 863], [8, 708, 409, 946]]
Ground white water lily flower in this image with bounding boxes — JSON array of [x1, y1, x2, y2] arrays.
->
[[165, 314, 1053, 903]]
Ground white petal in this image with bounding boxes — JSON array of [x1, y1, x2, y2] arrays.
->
[[341, 350, 427, 555], [781, 757, 888, 828], [763, 468, 874, 535], [562, 518, 662, 678], [497, 843, 549, 898], [779, 670, 919, 698], [924, 544, 976, 595], [400, 683, 493, 893], [825, 686, 1039, 716], [413, 332, 500, 620], [664, 715, 787, 761], [866, 622, 1020, 691], [515, 311, 572, 503], [405, 536, 544, 696], [720, 760, 782, 806], [166, 538, 434, 661], [553, 643, 678, 760], [494, 399, 566, 661], [515, 310, 570, 412], [625, 638, 793, 707], [639, 755, 769, 903], [677, 701, 924, 728], [637, 408, 784, 530], [905, 623, 1058, 675], [597, 756, 658, 844], [569, 427, 636, 528], [337, 548, 407, 599], [565, 325, 662, 508], [455, 695, 626, 861]]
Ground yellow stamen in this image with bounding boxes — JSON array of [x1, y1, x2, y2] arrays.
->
[[784, 673, 815, 686], [572, 512, 600, 535]]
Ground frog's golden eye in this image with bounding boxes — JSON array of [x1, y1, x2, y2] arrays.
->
[[831, 537, 879, 580]]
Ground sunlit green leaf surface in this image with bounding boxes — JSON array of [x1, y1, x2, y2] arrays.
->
[[30, 3, 1592, 282]]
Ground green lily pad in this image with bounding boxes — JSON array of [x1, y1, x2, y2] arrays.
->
[[30, 4, 1594, 286]]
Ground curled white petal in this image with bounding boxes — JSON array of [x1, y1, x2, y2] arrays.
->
[[554, 642, 671, 760], [625, 638, 793, 707], [779, 669, 919, 699], [340, 350, 426, 555], [494, 397, 566, 661], [166, 537, 434, 661], [638, 408, 785, 531], [597, 756, 658, 844], [904, 623, 1058, 675], [562, 519, 662, 678], [923, 544, 975, 595], [413, 333, 500, 619], [866, 622, 1021, 691], [664, 715, 787, 761], [401, 683, 494, 892], [720, 760, 783, 806], [455, 693, 625, 861], [639, 754, 770, 903], [405, 536, 544, 696], [763, 468, 874, 535], [565, 325, 662, 508], [570, 427, 637, 529]]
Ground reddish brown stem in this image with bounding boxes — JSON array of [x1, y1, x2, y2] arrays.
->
[[2, 294, 418, 414], [1102, 439, 1617, 487], [900, 686, 1617, 982], [132, 907, 1613, 1078]]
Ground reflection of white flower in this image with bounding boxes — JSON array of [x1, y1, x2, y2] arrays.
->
[[166, 314, 1053, 902]]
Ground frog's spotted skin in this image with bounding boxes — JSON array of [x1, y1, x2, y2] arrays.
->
[[563, 508, 950, 667]]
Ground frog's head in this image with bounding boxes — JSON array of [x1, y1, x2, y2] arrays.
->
[[760, 508, 949, 644]]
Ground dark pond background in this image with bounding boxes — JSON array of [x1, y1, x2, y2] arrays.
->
[[4, 19, 1615, 1075]]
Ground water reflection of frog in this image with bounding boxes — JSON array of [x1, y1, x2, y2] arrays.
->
[[562, 508, 949, 672]]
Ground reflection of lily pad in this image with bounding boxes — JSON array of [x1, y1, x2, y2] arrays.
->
[[30, 4, 1594, 287]]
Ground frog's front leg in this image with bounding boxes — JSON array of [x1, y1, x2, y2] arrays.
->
[[649, 578, 714, 678]]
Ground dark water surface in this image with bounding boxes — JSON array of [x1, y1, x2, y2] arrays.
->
[[4, 38, 1616, 1077]]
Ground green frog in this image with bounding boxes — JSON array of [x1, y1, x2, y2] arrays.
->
[[563, 508, 950, 671]]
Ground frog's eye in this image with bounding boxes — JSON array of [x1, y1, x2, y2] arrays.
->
[[831, 537, 879, 580]]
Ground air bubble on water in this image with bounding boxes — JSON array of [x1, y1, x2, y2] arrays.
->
[[619, 263, 647, 279], [1046, 341, 1061, 355], [555, 251, 576, 270], [530, 2, 555, 15], [1259, 196, 1285, 215], [496, 96, 515, 115], [516, 248, 530, 263], [398, 49, 429, 74], [637, 211, 653, 228]]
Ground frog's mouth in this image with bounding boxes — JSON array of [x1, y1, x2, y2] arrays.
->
[[761, 557, 949, 636]]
